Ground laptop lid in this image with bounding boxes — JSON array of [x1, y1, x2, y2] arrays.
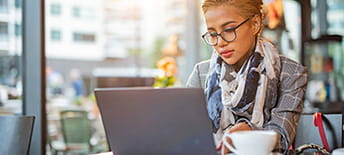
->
[[95, 87, 217, 155]]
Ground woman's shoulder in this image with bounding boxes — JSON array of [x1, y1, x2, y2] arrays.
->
[[279, 55, 308, 76], [194, 59, 211, 73], [196, 59, 211, 67], [279, 56, 306, 69], [279, 55, 298, 64], [186, 60, 211, 88]]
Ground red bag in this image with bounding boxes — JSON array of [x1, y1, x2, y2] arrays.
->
[[313, 112, 331, 152]]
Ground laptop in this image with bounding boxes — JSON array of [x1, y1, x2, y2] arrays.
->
[[94, 87, 217, 155]]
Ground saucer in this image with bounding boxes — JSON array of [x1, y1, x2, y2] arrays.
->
[[332, 148, 344, 155], [227, 152, 282, 155]]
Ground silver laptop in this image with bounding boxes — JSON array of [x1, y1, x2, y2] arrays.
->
[[94, 87, 217, 155]]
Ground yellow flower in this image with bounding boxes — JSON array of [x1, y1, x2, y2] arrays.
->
[[154, 56, 178, 87], [156, 56, 177, 76], [157, 57, 175, 70]]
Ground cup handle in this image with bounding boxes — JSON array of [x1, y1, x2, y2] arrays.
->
[[223, 133, 239, 154]]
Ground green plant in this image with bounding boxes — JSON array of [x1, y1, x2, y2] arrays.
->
[[153, 56, 177, 88]]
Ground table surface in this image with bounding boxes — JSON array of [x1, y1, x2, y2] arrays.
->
[[93, 152, 284, 155], [94, 151, 338, 155]]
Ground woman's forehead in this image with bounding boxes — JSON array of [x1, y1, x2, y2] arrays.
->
[[204, 6, 244, 26], [205, 5, 243, 19]]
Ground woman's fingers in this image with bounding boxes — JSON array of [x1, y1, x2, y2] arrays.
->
[[228, 122, 251, 133], [221, 142, 230, 155], [220, 122, 251, 155], [221, 135, 233, 155], [216, 141, 223, 151]]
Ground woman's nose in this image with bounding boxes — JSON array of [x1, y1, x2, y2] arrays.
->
[[217, 36, 228, 47]]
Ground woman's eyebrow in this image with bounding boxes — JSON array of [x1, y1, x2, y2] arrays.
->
[[207, 21, 236, 31], [207, 21, 235, 31], [207, 27, 216, 31], [221, 21, 236, 27]]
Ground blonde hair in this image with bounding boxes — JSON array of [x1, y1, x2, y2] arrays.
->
[[201, 0, 264, 20], [202, 0, 264, 34]]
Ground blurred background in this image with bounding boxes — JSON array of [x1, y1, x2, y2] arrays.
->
[[0, 0, 343, 154]]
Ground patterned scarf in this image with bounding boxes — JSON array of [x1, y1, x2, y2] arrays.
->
[[205, 38, 280, 132]]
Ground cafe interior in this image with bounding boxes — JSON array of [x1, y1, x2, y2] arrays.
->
[[0, 0, 343, 154]]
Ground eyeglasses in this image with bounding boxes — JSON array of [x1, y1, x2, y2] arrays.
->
[[201, 17, 252, 46]]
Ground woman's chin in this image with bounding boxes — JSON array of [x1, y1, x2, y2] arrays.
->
[[222, 58, 236, 65]]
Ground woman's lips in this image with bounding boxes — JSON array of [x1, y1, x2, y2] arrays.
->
[[220, 50, 234, 58]]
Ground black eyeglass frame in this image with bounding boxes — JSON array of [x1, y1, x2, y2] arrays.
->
[[201, 17, 252, 46]]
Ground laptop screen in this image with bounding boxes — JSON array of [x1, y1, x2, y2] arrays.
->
[[95, 87, 217, 155]]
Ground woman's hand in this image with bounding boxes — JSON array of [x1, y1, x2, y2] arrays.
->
[[220, 122, 252, 155]]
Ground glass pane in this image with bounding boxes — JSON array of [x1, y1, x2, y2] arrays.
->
[[50, 3, 61, 15], [261, 0, 301, 62], [327, 0, 344, 36], [281, 0, 301, 62], [45, 0, 193, 154], [50, 29, 61, 41], [0, 0, 8, 13], [305, 39, 343, 102], [198, 0, 212, 61], [311, 0, 344, 37], [0, 0, 23, 115], [307, 0, 344, 103], [310, 0, 320, 38]]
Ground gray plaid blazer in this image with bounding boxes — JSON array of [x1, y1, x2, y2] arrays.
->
[[186, 56, 308, 152]]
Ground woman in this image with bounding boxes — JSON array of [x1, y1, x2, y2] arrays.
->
[[186, 0, 308, 154]]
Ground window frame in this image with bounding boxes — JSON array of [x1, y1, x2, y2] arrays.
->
[[23, 0, 46, 154]]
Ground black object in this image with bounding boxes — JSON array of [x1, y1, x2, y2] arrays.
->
[[294, 114, 343, 152], [0, 115, 35, 155]]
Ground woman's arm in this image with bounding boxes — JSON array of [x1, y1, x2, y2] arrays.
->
[[186, 60, 210, 88], [186, 64, 202, 88], [265, 57, 308, 152]]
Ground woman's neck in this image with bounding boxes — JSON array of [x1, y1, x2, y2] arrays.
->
[[233, 54, 250, 72], [233, 39, 257, 72]]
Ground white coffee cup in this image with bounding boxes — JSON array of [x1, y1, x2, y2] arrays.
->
[[332, 148, 344, 155], [223, 130, 277, 155]]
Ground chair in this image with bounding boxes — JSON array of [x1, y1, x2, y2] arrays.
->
[[58, 110, 93, 154], [0, 115, 35, 155], [294, 113, 343, 153]]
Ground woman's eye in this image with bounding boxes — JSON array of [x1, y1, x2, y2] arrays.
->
[[209, 32, 218, 37], [224, 28, 234, 32]]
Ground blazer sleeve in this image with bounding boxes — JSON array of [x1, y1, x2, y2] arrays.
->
[[186, 60, 210, 89], [266, 57, 308, 152]]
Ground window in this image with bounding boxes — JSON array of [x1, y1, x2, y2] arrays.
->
[[311, 0, 344, 38], [50, 3, 61, 15], [72, 7, 81, 17], [50, 29, 61, 41], [0, 0, 23, 117], [15, 24, 20, 37], [15, 0, 21, 9], [73, 32, 95, 42], [72, 7, 95, 19], [0, 22, 8, 40], [0, 0, 8, 13], [327, 0, 344, 35], [44, 1, 197, 154]]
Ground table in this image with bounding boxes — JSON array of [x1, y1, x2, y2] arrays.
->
[[92, 152, 113, 155], [93, 150, 337, 155], [93, 151, 284, 155]]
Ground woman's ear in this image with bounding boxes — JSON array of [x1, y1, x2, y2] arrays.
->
[[251, 15, 262, 35]]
